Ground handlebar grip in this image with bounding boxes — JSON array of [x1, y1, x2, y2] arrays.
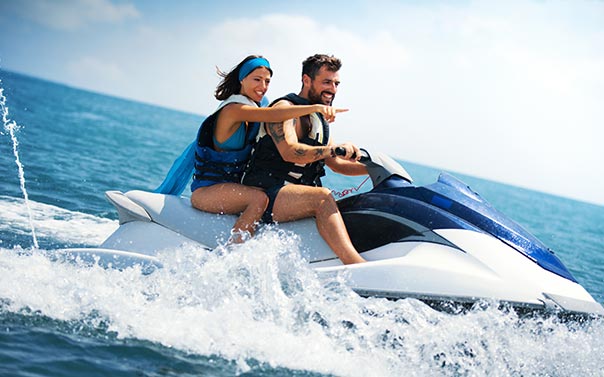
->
[[334, 146, 357, 159], [334, 146, 371, 163], [334, 147, 357, 159], [334, 146, 346, 156]]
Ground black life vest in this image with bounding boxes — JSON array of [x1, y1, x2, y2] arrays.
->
[[242, 93, 330, 189]]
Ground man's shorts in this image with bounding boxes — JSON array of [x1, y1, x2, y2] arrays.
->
[[261, 184, 285, 224]]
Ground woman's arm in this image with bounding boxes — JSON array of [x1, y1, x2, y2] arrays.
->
[[222, 102, 347, 124], [215, 101, 347, 145]]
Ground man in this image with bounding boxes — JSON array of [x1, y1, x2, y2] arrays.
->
[[242, 54, 367, 264]]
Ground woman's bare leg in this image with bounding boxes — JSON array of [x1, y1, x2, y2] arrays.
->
[[191, 183, 268, 242], [270, 185, 366, 264]]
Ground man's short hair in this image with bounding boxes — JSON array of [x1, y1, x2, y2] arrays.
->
[[302, 54, 342, 79]]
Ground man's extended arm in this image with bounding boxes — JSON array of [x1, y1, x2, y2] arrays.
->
[[267, 101, 333, 164]]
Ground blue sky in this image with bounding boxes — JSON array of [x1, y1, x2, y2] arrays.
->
[[1, 0, 603, 205]]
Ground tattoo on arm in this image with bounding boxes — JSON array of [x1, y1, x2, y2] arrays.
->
[[315, 148, 326, 159], [267, 123, 285, 143], [295, 148, 306, 157]]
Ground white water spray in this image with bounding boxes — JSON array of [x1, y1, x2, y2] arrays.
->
[[1, 81, 39, 248]]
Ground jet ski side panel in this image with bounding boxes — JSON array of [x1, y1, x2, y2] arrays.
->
[[316, 229, 603, 315], [101, 221, 210, 254], [422, 173, 576, 282], [337, 192, 482, 254], [436, 229, 601, 314], [125, 190, 235, 248], [106, 191, 339, 262], [366, 174, 576, 283]]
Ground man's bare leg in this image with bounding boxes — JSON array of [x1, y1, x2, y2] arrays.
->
[[270, 184, 366, 264]]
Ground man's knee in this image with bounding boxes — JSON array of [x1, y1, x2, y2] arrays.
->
[[304, 187, 336, 211], [317, 187, 335, 202], [251, 190, 269, 211]]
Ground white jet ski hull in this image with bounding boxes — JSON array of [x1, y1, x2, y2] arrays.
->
[[59, 189, 604, 316]]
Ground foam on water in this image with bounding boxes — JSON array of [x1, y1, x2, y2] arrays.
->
[[0, 195, 117, 246], [0, 229, 603, 376]]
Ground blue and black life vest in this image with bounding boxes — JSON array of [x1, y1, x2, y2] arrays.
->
[[242, 93, 330, 189], [191, 95, 261, 191]]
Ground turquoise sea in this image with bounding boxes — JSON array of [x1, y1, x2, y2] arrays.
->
[[1, 71, 603, 376]]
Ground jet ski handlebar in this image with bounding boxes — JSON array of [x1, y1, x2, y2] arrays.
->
[[334, 146, 369, 162], [333, 146, 413, 186]]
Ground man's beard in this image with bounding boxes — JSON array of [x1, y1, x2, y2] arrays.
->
[[308, 86, 334, 105]]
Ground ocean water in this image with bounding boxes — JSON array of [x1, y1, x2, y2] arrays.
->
[[1, 70, 603, 376]]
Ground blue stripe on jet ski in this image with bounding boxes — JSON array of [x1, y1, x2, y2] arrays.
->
[[431, 195, 452, 209]]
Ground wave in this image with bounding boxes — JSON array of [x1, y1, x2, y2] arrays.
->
[[0, 195, 117, 246], [1, 230, 603, 376]]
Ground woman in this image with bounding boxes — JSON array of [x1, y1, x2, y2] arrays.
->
[[191, 55, 346, 243]]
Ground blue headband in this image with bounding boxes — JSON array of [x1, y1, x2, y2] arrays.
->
[[238, 57, 271, 81]]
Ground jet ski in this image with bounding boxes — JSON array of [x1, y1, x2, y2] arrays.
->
[[60, 149, 604, 316]]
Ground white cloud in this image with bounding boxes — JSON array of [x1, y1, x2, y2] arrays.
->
[[8, 0, 139, 31]]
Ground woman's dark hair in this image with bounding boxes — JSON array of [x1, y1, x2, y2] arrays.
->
[[214, 55, 272, 100], [301, 54, 342, 80]]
